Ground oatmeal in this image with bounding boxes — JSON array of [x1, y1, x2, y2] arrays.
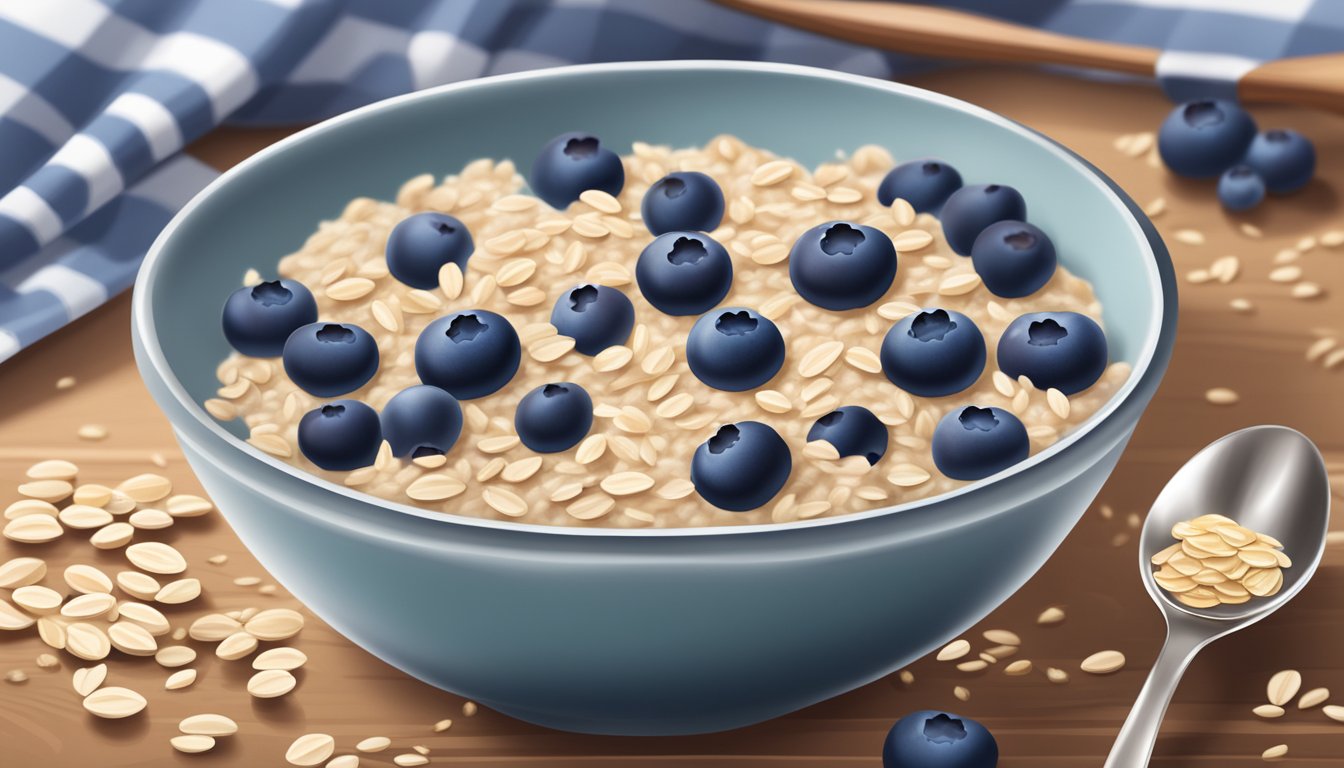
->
[[207, 135, 1130, 528], [1151, 514, 1290, 607]]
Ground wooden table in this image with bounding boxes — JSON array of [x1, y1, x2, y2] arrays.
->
[[1, 67, 1341, 767]]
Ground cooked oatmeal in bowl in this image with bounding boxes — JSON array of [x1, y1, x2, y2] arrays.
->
[[206, 134, 1130, 528]]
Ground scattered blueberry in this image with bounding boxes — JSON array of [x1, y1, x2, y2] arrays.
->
[[385, 212, 473, 289], [932, 406, 1029, 481], [997, 311, 1108, 395], [515, 382, 594, 453], [414, 310, 520, 399], [1242, 129, 1315, 194], [807, 406, 888, 465], [221, 279, 318, 357], [1157, 99, 1257, 179], [297, 400, 382, 471], [550, 284, 635, 356], [970, 220, 1057, 298], [939, 184, 1027, 256], [788, 221, 898, 310], [641, 171, 724, 235], [686, 307, 786, 391], [1217, 165, 1266, 212], [529, 132, 624, 210], [883, 710, 999, 768], [635, 232, 733, 316], [876, 159, 963, 213], [880, 309, 986, 397], [282, 322, 379, 398], [380, 385, 463, 459], [691, 421, 792, 511]]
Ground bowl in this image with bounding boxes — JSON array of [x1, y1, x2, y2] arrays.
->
[[132, 61, 1176, 736]]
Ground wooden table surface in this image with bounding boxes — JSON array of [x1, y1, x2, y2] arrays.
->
[[1, 67, 1342, 767]]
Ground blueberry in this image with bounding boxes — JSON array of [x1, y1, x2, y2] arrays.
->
[[788, 221, 898, 310], [380, 385, 463, 459], [932, 406, 1029, 481], [807, 406, 888, 465], [1157, 99, 1257, 179], [1217, 165, 1266, 212], [385, 212, 473, 289], [515, 382, 594, 453], [939, 184, 1027, 256], [635, 232, 733, 316], [880, 309, 986, 397], [550, 284, 634, 356], [1242, 129, 1315, 194], [691, 422, 791, 512], [297, 400, 382, 471], [414, 310, 520, 399], [971, 220, 1057, 298], [876, 159, 963, 213], [221, 279, 317, 357], [686, 308, 785, 392], [641, 171, 724, 235], [883, 710, 999, 768], [997, 311, 1108, 395], [282, 322, 379, 398], [529, 132, 624, 210]]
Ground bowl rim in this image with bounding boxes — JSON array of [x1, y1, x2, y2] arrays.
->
[[133, 59, 1173, 539]]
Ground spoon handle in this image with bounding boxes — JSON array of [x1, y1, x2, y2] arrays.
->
[[1103, 624, 1209, 768]]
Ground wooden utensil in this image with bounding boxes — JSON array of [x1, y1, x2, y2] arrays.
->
[[714, 0, 1344, 113]]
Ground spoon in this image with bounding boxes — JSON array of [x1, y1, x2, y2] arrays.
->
[[1104, 425, 1331, 768]]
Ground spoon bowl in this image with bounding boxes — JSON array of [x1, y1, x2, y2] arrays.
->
[[1106, 425, 1331, 767], [1140, 425, 1331, 623]]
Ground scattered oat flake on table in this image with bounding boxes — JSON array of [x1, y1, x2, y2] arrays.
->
[[1261, 744, 1288, 760], [1253, 704, 1285, 719], [1297, 687, 1329, 709], [1173, 229, 1205, 245], [77, 424, 108, 440], [1205, 387, 1239, 405], [82, 686, 147, 718], [1267, 670, 1302, 706], [953, 686, 970, 702], [287, 733, 336, 766], [1080, 650, 1126, 675], [936, 639, 971, 661]]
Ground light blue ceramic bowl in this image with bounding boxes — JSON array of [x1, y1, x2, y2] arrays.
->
[[132, 61, 1176, 736]]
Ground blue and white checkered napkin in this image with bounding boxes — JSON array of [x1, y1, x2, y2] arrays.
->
[[1, 0, 1339, 363]]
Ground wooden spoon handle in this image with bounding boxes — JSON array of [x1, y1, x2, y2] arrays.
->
[[714, 0, 1159, 76]]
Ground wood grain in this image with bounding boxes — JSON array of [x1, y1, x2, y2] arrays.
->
[[2, 68, 1343, 766]]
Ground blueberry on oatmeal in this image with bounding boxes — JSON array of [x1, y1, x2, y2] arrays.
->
[[1217, 165, 1266, 212], [883, 710, 998, 768], [807, 406, 888, 465], [414, 310, 521, 399], [222, 279, 317, 357], [932, 406, 1029, 481], [686, 308, 786, 392], [380, 385, 463, 459], [880, 309, 986, 397], [282, 322, 379, 397], [691, 421, 792, 512], [641, 171, 724, 235], [529, 132, 625, 210], [997, 311, 1108, 395], [788, 221, 898, 310], [515, 382, 594, 453], [876, 159, 963, 213], [971, 220, 1057, 298], [385, 212, 473, 289], [1242, 129, 1315, 194], [549, 284, 635, 356], [1157, 99, 1256, 179], [297, 400, 382, 471], [635, 231, 733, 316], [939, 184, 1027, 256]]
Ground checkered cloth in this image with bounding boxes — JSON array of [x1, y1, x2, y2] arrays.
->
[[1, 0, 1339, 363]]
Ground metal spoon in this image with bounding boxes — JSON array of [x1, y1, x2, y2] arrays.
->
[[1104, 425, 1331, 768]]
